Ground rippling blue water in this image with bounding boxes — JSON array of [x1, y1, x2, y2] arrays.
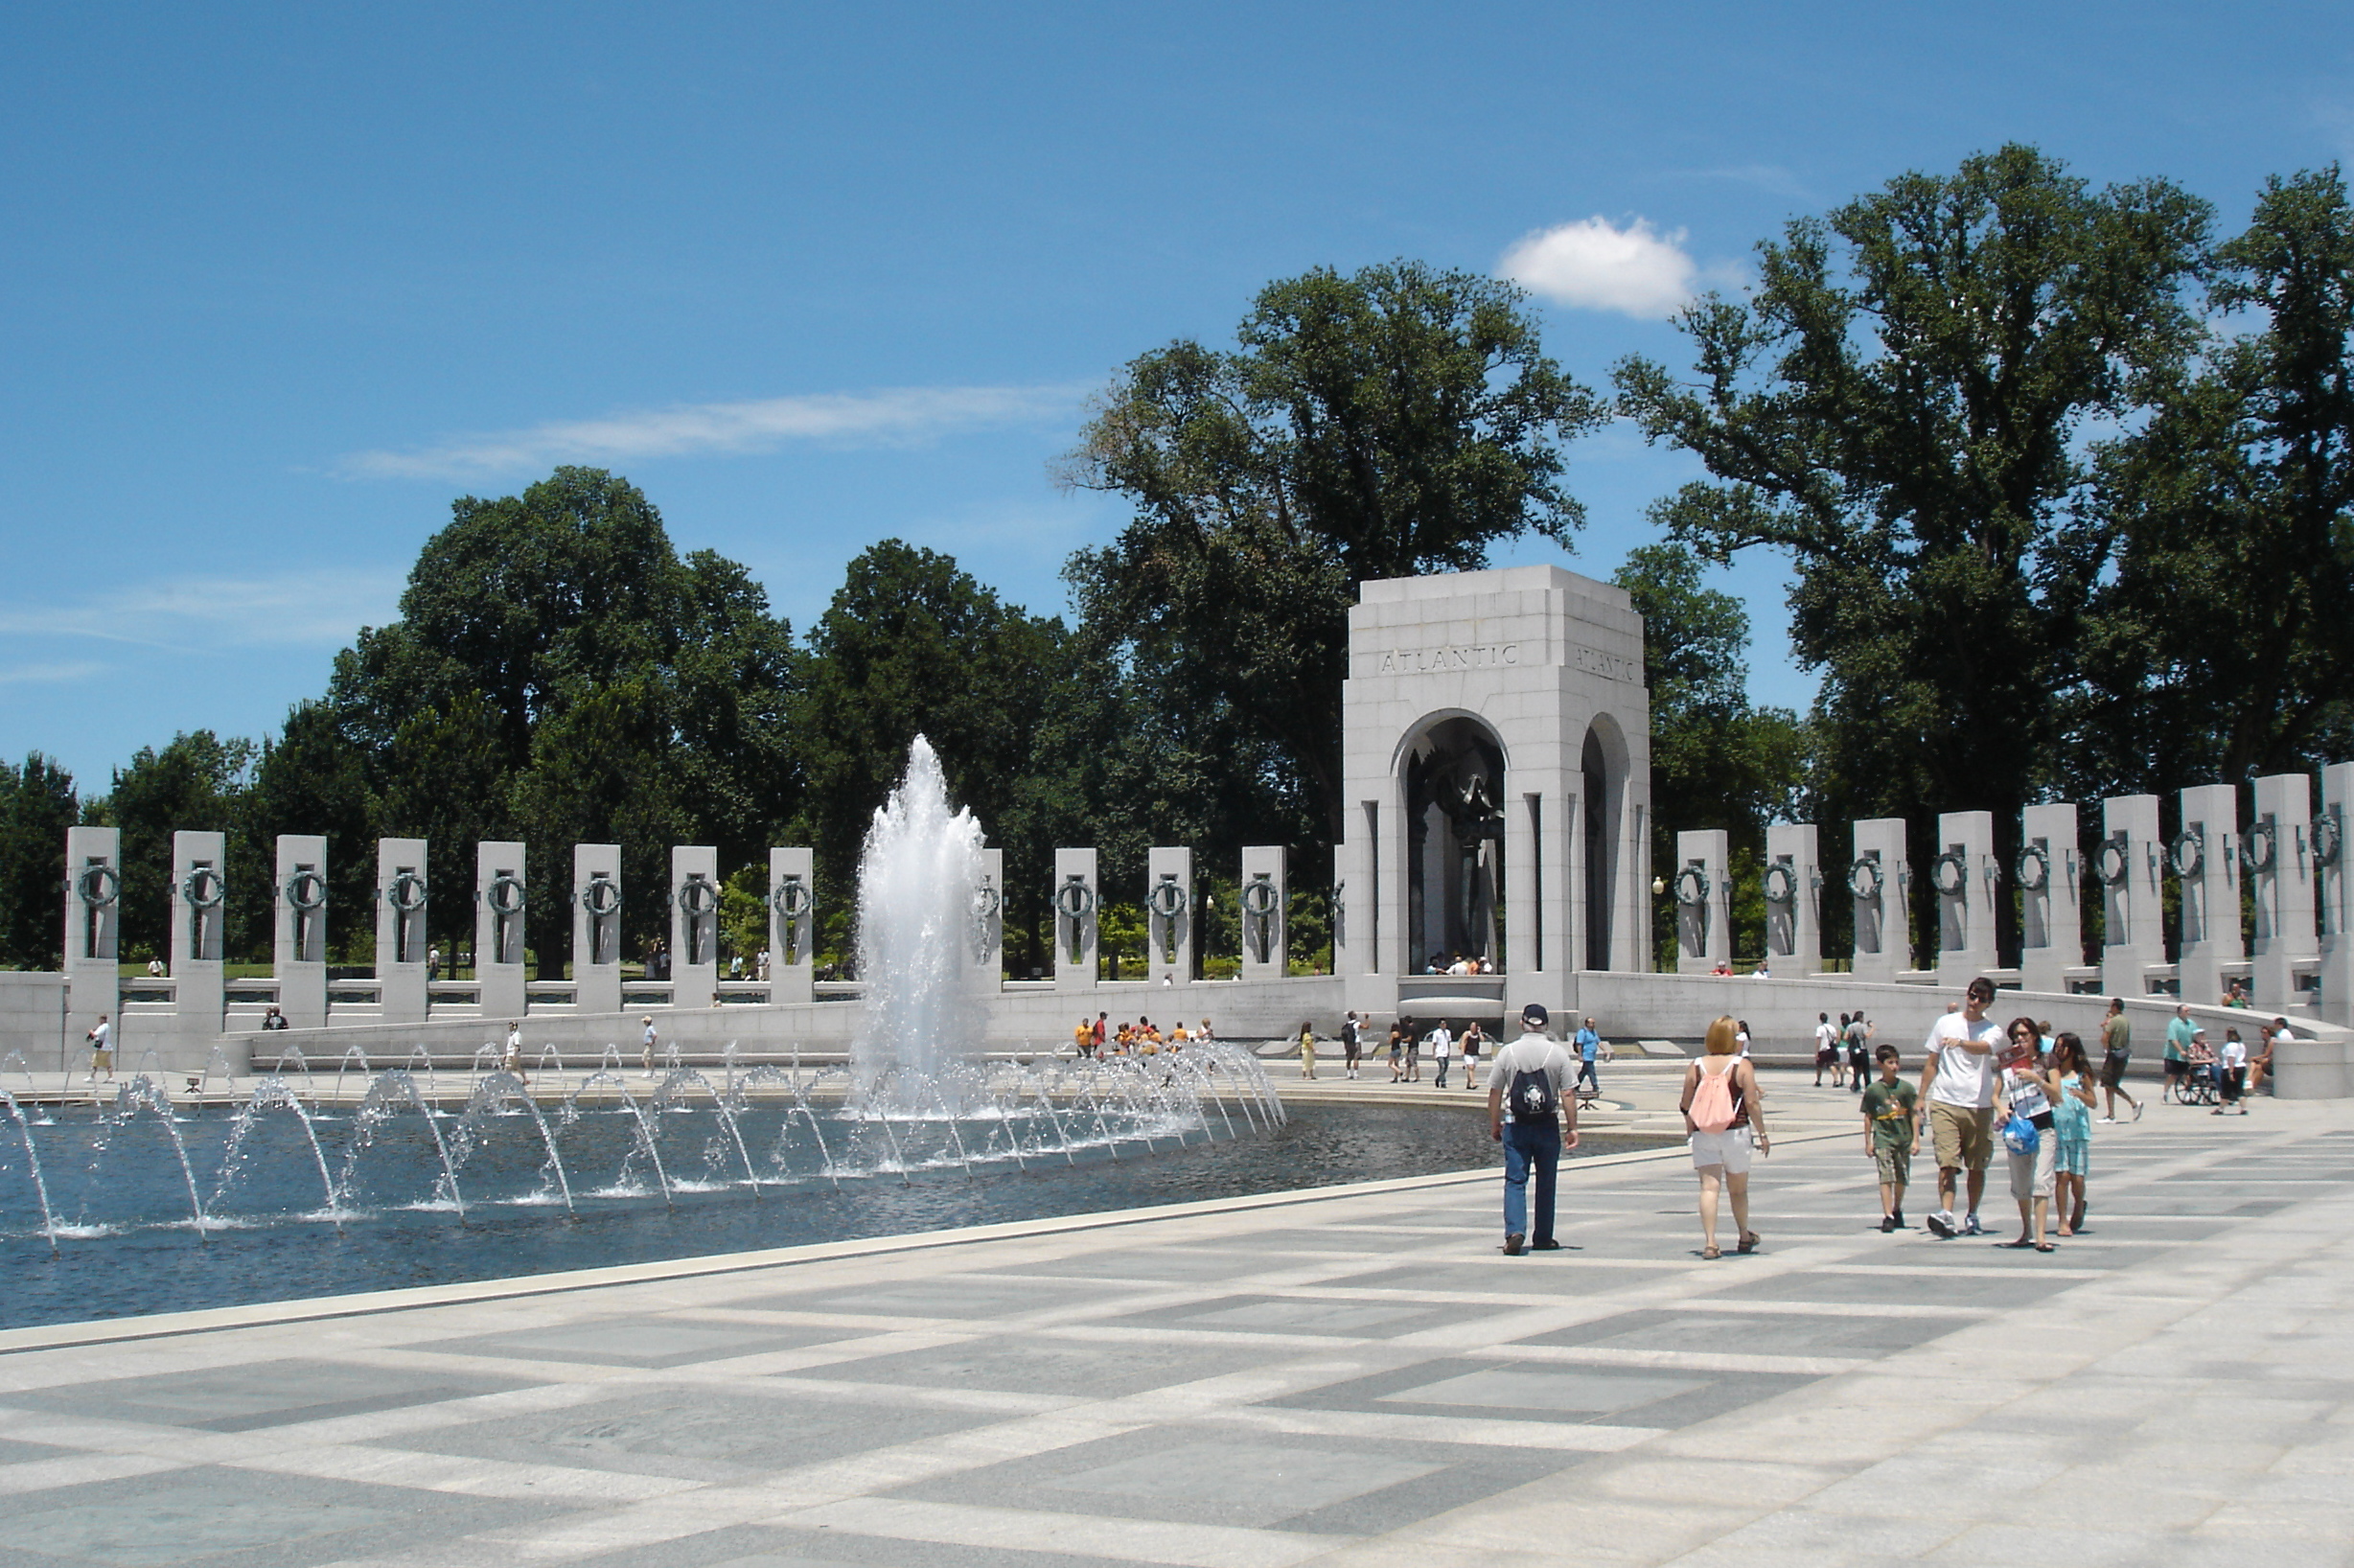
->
[[0, 1100, 1653, 1330]]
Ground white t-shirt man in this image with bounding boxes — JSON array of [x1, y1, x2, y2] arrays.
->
[[1426, 1023, 1454, 1061], [1815, 1019, 1838, 1055], [1926, 1011, 2003, 1108], [1488, 1032, 1572, 1121]]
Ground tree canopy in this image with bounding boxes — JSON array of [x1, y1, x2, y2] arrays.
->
[[1063, 260, 1605, 844]]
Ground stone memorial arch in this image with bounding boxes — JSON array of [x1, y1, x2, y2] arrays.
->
[[1340, 565, 1651, 1026]]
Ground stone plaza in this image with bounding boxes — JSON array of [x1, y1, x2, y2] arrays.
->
[[0, 1072, 2343, 1568]]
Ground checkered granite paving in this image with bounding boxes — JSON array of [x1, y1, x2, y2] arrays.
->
[[0, 1099, 2348, 1567]]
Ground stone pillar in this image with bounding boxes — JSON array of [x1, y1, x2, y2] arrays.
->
[[1146, 846, 1193, 985], [766, 847, 814, 1005], [273, 834, 329, 1028], [2018, 803, 2081, 996], [1673, 829, 1730, 974], [2176, 783, 2243, 1005], [1763, 822, 1819, 977], [1240, 845, 1288, 981], [573, 843, 623, 1015], [376, 838, 429, 1023], [1356, 797, 1388, 978], [2250, 772, 2319, 1014], [1850, 818, 1907, 982], [973, 846, 1004, 991], [1932, 810, 1998, 983], [669, 845, 720, 1009], [170, 830, 226, 1042], [2098, 796, 2162, 1001], [2319, 763, 2353, 1026], [1053, 848, 1098, 991], [474, 841, 528, 1021], [63, 824, 121, 1049]]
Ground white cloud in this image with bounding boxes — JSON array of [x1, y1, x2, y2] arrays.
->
[[339, 382, 1088, 482], [0, 660, 106, 686], [1499, 216, 1703, 318], [0, 568, 404, 652]]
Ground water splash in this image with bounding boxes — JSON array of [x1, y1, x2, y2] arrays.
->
[[853, 736, 986, 1105], [1, 1090, 58, 1250]]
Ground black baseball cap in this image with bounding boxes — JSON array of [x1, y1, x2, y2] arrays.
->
[[1520, 1003, 1549, 1029]]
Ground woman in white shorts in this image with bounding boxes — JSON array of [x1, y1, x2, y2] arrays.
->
[[1680, 1016, 1771, 1259]]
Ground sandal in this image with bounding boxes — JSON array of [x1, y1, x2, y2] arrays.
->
[[1998, 1238, 2035, 1249], [2035, 1242, 2056, 1253], [1701, 1245, 1721, 1260], [1736, 1232, 1760, 1254]]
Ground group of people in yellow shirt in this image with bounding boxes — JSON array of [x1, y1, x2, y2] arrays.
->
[[1071, 1016, 1212, 1058]]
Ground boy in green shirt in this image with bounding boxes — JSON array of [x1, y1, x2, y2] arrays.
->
[[1859, 1043, 1919, 1232]]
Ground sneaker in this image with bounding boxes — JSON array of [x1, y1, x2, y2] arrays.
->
[[1503, 1234, 1526, 1257], [1963, 1213, 1985, 1236], [1892, 1208, 1904, 1228], [2132, 1102, 2144, 1122], [2097, 1116, 2117, 1123], [1881, 1214, 1897, 1233], [1927, 1211, 1956, 1238]]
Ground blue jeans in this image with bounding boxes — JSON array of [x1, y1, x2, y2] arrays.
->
[[1434, 1052, 1450, 1088], [1502, 1119, 1561, 1242], [1577, 1058, 1599, 1094]]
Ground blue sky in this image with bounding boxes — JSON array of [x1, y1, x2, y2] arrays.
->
[[4, 2, 2349, 789]]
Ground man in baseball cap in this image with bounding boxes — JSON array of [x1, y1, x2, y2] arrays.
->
[[1486, 1003, 1578, 1255]]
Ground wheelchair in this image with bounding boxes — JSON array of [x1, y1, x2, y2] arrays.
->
[[2178, 1057, 2221, 1107]]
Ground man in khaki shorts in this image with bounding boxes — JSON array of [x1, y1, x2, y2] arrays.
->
[[1920, 976, 2002, 1238]]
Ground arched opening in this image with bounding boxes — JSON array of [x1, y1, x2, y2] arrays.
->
[[1582, 717, 1628, 971], [1403, 716, 1507, 974]]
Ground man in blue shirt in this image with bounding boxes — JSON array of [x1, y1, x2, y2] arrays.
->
[[1573, 1016, 1602, 1096]]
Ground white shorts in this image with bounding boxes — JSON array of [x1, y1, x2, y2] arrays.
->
[[1690, 1126, 1753, 1175]]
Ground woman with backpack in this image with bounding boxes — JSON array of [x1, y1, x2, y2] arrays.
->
[[1681, 1015, 1769, 1259]]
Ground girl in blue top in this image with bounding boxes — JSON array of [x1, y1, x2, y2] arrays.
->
[[2049, 1032, 2098, 1236]]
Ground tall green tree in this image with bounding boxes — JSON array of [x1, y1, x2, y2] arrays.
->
[[330, 468, 799, 973], [2078, 166, 2354, 793], [240, 701, 379, 960], [0, 754, 80, 971], [99, 731, 255, 963], [1610, 546, 1809, 965], [791, 541, 1066, 968], [1615, 145, 2211, 957], [1064, 260, 1605, 846]]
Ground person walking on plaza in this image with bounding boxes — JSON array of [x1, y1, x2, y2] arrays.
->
[[1341, 1011, 1362, 1079], [1574, 1015, 1602, 1097], [85, 1013, 114, 1083], [503, 1021, 525, 1082], [1403, 1016, 1421, 1082], [640, 1016, 658, 1073], [2098, 998, 2142, 1121], [2162, 1003, 2196, 1103], [1996, 1016, 2062, 1252], [1428, 1018, 1454, 1089], [1488, 1003, 1577, 1256], [1816, 1013, 1842, 1087], [1297, 1021, 1317, 1079], [1461, 1020, 1484, 1089], [2050, 1032, 2097, 1234], [1858, 1043, 1917, 1231], [1387, 1019, 1405, 1081], [1922, 976, 2003, 1238], [1847, 1012, 1873, 1094], [1681, 1015, 1769, 1259]]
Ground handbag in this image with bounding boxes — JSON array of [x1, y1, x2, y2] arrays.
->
[[2000, 1111, 2041, 1155]]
